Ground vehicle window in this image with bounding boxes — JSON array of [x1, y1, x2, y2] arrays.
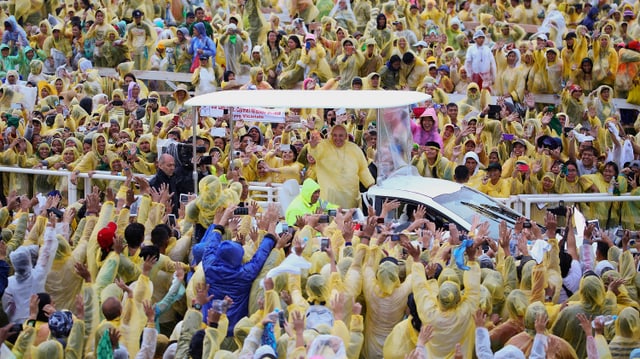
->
[[432, 187, 524, 237], [374, 196, 460, 230]]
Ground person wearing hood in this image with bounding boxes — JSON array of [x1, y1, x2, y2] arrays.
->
[[365, 13, 394, 58], [336, 38, 364, 89], [2, 216, 58, 324], [411, 107, 443, 148], [379, 54, 401, 90], [71, 133, 118, 186], [43, 24, 73, 69], [201, 222, 277, 339], [588, 85, 617, 123], [1, 16, 28, 52], [297, 33, 333, 82], [409, 236, 481, 358], [465, 30, 497, 91], [551, 275, 617, 358], [166, 84, 190, 114], [399, 52, 428, 90], [561, 28, 589, 83], [240, 67, 273, 90], [101, 27, 129, 68], [579, 6, 599, 31], [308, 124, 375, 208], [85, 9, 115, 66], [157, 27, 192, 73], [590, 33, 618, 88], [188, 22, 216, 69], [495, 46, 525, 100], [285, 178, 338, 225], [507, 302, 577, 358], [219, 23, 247, 76]]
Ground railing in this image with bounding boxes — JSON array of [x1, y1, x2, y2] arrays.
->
[[1, 166, 637, 217], [0, 166, 282, 208]]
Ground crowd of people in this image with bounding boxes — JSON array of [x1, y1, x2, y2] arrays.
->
[[0, 0, 639, 358]]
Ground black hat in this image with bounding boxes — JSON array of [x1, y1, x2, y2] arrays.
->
[[132, 9, 143, 17], [186, 11, 195, 18], [487, 162, 502, 171], [424, 141, 441, 149], [199, 54, 210, 60], [351, 77, 363, 85]]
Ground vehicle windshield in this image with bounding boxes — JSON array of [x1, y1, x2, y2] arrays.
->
[[432, 187, 522, 238]]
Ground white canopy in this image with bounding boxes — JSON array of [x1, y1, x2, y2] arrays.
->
[[184, 90, 430, 109]]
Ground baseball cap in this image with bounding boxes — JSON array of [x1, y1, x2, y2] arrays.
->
[[487, 162, 502, 171], [414, 40, 428, 47], [132, 9, 143, 17]]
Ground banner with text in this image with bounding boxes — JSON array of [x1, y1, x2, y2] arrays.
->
[[200, 106, 286, 123]]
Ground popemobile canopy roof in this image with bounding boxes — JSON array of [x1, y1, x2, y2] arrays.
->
[[184, 90, 430, 109]]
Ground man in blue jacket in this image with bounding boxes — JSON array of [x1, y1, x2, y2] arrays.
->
[[200, 223, 276, 338]]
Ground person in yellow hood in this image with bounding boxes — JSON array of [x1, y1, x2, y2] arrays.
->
[[551, 275, 617, 358], [285, 178, 338, 225], [590, 33, 618, 88], [411, 238, 481, 358], [308, 124, 375, 208], [71, 133, 118, 185], [362, 247, 413, 359], [507, 301, 578, 358]]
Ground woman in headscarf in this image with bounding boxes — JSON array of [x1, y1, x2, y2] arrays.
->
[[28, 142, 54, 194], [588, 85, 617, 124], [187, 22, 216, 69], [411, 107, 443, 148], [278, 35, 304, 89], [571, 57, 595, 96], [336, 38, 364, 90], [329, 0, 357, 35], [31, 20, 51, 50], [101, 27, 129, 68], [495, 46, 525, 100], [71, 133, 118, 186], [590, 34, 618, 88], [552, 275, 617, 358], [126, 81, 142, 104]]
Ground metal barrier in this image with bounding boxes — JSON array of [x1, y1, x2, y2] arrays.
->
[[0, 166, 283, 208], [1, 166, 637, 216]]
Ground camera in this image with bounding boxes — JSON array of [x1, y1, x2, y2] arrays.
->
[[112, 100, 124, 107], [523, 221, 532, 229], [547, 201, 567, 216], [46, 207, 63, 219], [391, 234, 401, 241], [234, 207, 249, 215], [176, 143, 206, 165], [180, 194, 190, 203], [327, 209, 337, 217], [318, 214, 330, 224]]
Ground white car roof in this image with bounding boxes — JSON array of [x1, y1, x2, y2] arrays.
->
[[185, 90, 430, 109], [374, 176, 465, 198]]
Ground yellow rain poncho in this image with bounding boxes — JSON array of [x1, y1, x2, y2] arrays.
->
[[308, 125, 374, 208], [551, 276, 618, 358], [507, 301, 578, 358], [412, 260, 481, 358], [361, 247, 413, 359], [608, 307, 640, 358]]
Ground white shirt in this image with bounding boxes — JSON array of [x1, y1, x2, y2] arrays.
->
[[464, 44, 497, 79]]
